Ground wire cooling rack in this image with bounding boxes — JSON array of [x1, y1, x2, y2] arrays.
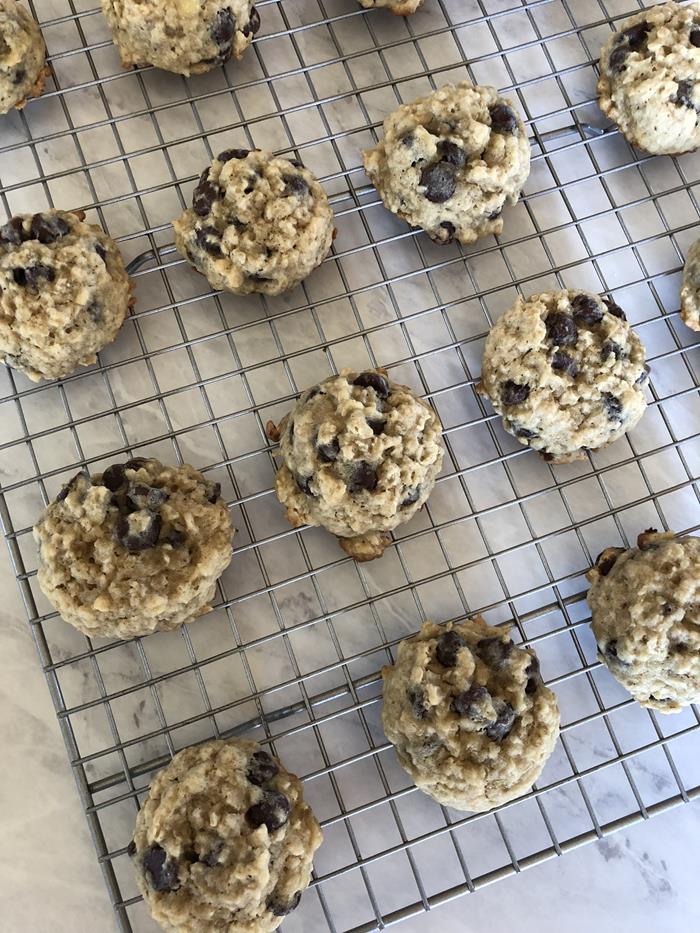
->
[[1, 0, 700, 930]]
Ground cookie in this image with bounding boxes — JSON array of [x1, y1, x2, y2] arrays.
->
[[362, 82, 530, 245], [268, 370, 444, 561], [130, 739, 322, 933], [680, 237, 700, 331], [0, 0, 46, 114], [359, 0, 424, 14], [101, 0, 260, 75], [173, 149, 335, 296], [598, 2, 700, 155], [382, 619, 560, 812], [34, 458, 233, 640], [587, 530, 700, 713], [478, 289, 648, 463], [0, 210, 132, 382]]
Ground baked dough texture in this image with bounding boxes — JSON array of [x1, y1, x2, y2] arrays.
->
[[359, 0, 424, 14], [34, 458, 233, 640], [598, 2, 700, 155], [0, 0, 46, 114], [131, 739, 322, 933], [101, 0, 260, 75], [382, 619, 560, 812], [478, 289, 648, 462], [0, 210, 131, 382], [587, 530, 700, 713], [680, 237, 700, 331], [271, 370, 444, 561], [173, 149, 334, 296], [363, 82, 531, 245]]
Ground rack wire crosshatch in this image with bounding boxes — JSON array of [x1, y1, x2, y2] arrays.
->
[[1, 0, 700, 930]]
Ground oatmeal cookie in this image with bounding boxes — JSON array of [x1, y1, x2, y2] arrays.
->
[[0, 0, 46, 114]]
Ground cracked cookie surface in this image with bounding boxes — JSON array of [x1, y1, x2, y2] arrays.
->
[[680, 237, 700, 331], [173, 149, 334, 296], [598, 2, 700, 155], [0, 0, 46, 114], [101, 0, 260, 75], [0, 210, 131, 382], [382, 618, 560, 811], [131, 739, 322, 933], [34, 458, 233, 640], [363, 82, 530, 245], [587, 530, 700, 713], [479, 289, 648, 462], [272, 370, 444, 561]]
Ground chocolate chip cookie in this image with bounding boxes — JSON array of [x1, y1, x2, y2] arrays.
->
[[101, 0, 260, 75], [0, 210, 132, 382], [598, 2, 700, 155], [680, 237, 700, 331], [382, 619, 560, 812], [587, 530, 700, 713], [478, 289, 649, 463], [34, 458, 234, 640], [363, 82, 531, 245], [359, 0, 425, 13], [0, 0, 47, 114], [268, 370, 444, 562], [173, 149, 335, 296], [130, 739, 322, 933]]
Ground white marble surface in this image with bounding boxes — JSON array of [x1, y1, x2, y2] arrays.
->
[[1, 540, 697, 933]]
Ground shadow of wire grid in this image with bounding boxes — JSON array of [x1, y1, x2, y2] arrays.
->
[[0, 0, 699, 929]]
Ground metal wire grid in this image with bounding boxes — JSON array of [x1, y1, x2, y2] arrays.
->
[[1, 0, 699, 929]]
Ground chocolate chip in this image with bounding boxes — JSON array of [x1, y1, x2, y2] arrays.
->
[[674, 79, 696, 109], [13, 68, 25, 85], [243, 174, 258, 194], [489, 104, 518, 134], [487, 208, 502, 221], [603, 392, 623, 420], [609, 46, 629, 74], [475, 636, 514, 669], [248, 273, 269, 283], [127, 483, 168, 511], [691, 27, 700, 47], [159, 527, 186, 547], [246, 791, 290, 832], [218, 148, 249, 163], [438, 141, 467, 169], [485, 700, 516, 742], [0, 217, 26, 245], [200, 842, 224, 867], [551, 351, 578, 377], [367, 418, 386, 436], [636, 364, 651, 384], [452, 684, 490, 718], [348, 462, 378, 493], [401, 134, 415, 147], [29, 213, 70, 244], [101, 463, 126, 492], [595, 547, 623, 576], [601, 340, 624, 361], [248, 7, 261, 36], [55, 471, 84, 503], [501, 381, 529, 406], [115, 510, 162, 552], [431, 220, 456, 244], [296, 474, 315, 496], [192, 173, 219, 217], [195, 225, 223, 257], [86, 300, 102, 323], [603, 296, 626, 320], [13, 264, 55, 288], [353, 371, 390, 398], [401, 486, 421, 508], [268, 890, 301, 917], [420, 161, 457, 203], [206, 481, 222, 504], [304, 386, 321, 403], [515, 426, 538, 439], [212, 8, 236, 48], [126, 839, 136, 856], [545, 312, 578, 347], [435, 630, 466, 667], [407, 685, 428, 719], [622, 22, 650, 51], [125, 457, 149, 470], [247, 749, 279, 786], [143, 845, 179, 893], [283, 174, 309, 197], [95, 242, 107, 262], [572, 294, 603, 326], [317, 437, 339, 462], [525, 655, 542, 694]]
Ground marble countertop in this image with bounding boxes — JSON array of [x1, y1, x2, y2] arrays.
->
[[1, 543, 697, 932]]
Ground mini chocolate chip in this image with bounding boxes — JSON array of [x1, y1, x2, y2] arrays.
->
[[143, 845, 179, 892], [420, 161, 457, 203], [128, 482, 168, 511], [283, 174, 309, 197], [546, 312, 578, 347], [247, 749, 279, 786], [485, 700, 516, 742], [55, 471, 84, 503], [525, 655, 542, 694], [101, 463, 126, 492], [268, 890, 301, 917], [675, 79, 696, 109], [243, 174, 258, 194], [348, 461, 378, 493], [515, 426, 538, 439], [603, 296, 626, 320], [246, 791, 290, 832], [367, 418, 386, 436], [438, 141, 467, 169], [551, 351, 579, 377], [296, 474, 315, 496], [192, 174, 219, 217], [691, 27, 700, 47], [572, 294, 604, 326], [623, 22, 650, 51], [476, 636, 514, 669], [206, 481, 222, 503], [603, 392, 623, 421], [602, 340, 625, 361], [353, 371, 390, 398], [501, 381, 530, 406], [29, 213, 70, 244], [126, 839, 136, 857], [159, 527, 186, 547], [200, 842, 224, 867], [0, 217, 26, 245], [195, 225, 223, 257], [489, 104, 518, 134], [436, 630, 466, 668], [115, 509, 162, 552], [401, 486, 421, 508], [452, 684, 490, 718], [407, 685, 428, 719], [401, 133, 415, 147], [317, 437, 340, 462], [13, 68, 25, 85], [435, 220, 456, 244], [13, 264, 55, 288], [212, 8, 236, 48], [95, 242, 107, 262]]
